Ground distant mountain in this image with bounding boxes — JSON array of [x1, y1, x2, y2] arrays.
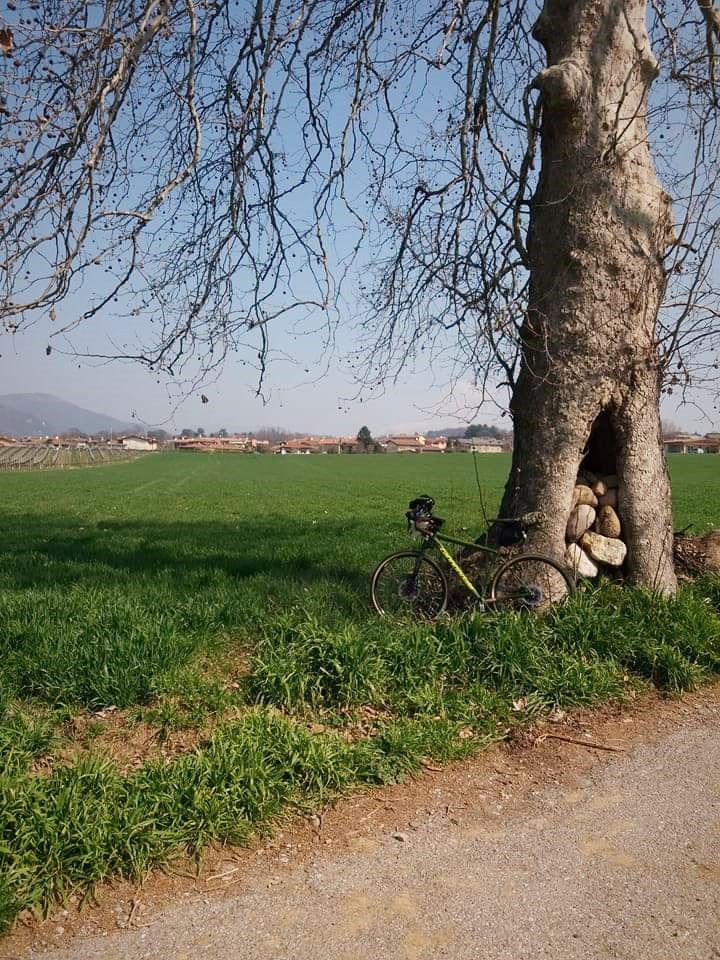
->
[[0, 393, 140, 437]]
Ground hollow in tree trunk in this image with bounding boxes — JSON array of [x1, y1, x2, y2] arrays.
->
[[498, 0, 677, 593]]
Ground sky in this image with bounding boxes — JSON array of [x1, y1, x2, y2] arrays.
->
[[0, 313, 509, 437], [2, 4, 718, 440], [0, 48, 509, 438], [1, 311, 716, 437]]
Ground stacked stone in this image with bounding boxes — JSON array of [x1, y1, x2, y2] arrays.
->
[[563, 474, 626, 578]]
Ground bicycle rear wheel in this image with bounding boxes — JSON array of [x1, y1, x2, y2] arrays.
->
[[370, 551, 448, 620], [489, 553, 575, 613]]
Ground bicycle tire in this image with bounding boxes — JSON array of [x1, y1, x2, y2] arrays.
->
[[370, 551, 449, 620], [489, 553, 575, 613]]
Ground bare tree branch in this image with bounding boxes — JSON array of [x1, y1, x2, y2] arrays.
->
[[0, 0, 717, 412]]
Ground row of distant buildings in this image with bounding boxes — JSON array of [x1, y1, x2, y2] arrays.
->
[[5, 430, 718, 456], [0, 433, 160, 452], [173, 433, 508, 454], [663, 433, 720, 454], [0, 432, 508, 454], [173, 431, 719, 456]]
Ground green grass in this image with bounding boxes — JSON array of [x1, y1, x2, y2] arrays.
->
[[0, 451, 719, 931], [0, 453, 506, 708]]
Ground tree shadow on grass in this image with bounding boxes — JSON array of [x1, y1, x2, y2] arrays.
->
[[0, 514, 373, 601], [0, 514, 387, 709]]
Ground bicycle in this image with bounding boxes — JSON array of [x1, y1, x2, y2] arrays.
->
[[370, 495, 576, 619]]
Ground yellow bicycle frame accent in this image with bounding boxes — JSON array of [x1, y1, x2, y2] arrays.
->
[[433, 539, 482, 599]]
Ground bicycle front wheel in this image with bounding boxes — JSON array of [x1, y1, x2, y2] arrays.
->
[[489, 553, 575, 613], [370, 551, 448, 620]]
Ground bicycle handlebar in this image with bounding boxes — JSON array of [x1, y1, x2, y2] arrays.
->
[[406, 495, 546, 531]]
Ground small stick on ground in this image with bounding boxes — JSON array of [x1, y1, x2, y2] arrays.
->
[[127, 898, 140, 927], [359, 806, 382, 823], [536, 733, 625, 753], [206, 867, 239, 883]]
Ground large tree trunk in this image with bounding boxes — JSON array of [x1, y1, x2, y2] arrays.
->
[[498, 0, 677, 593]]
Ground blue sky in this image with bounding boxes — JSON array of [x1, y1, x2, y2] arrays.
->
[[0, 310, 509, 436], [2, 309, 715, 436], [2, 3, 717, 439]]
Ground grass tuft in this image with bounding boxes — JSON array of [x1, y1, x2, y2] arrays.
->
[[547, 581, 720, 691], [0, 586, 199, 709], [0, 709, 494, 930], [0, 710, 56, 777]]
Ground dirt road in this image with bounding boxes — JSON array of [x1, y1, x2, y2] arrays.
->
[[10, 689, 720, 960]]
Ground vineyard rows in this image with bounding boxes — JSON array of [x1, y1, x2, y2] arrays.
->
[[0, 444, 141, 471]]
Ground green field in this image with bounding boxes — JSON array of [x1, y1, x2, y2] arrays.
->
[[1, 452, 719, 930], [0, 453, 509, 708]]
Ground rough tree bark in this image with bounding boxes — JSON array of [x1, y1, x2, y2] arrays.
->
[[498, 0, 677, 593]]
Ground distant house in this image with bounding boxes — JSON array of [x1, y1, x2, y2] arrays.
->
[[295, 436, 343, 454], [313, 437, 343, 454], [337, 436, 382, 453], [454, 437, 504, 453], [121, 435, 157, 452], [664, 433, 720, 454], [175, 436, 223, 452], [174, 435, 259, 452], [285, 438, 316, 454], [423, 440, 447, 453], [272, 439, 312, 455], [270, 436, 345, 454], [384, 434, 426, 453]]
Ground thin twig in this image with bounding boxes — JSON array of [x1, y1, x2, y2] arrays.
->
[[537, 733, 625, 753], [127, 898, 140, 927], [205, 867, 239, 883]]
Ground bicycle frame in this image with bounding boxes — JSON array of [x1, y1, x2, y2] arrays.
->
[[372, 503, 574, 620], [418, 529, 499, 600]]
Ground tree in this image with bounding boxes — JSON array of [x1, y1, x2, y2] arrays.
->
[[498, 0, 678, 589], [660, 418, 683, 438], [2, 1, 720, 591], [464, 424, 503, 440], [357, 426, 373, 452]]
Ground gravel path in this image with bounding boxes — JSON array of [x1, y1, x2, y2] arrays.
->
[[18, 703, 720, 960]]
